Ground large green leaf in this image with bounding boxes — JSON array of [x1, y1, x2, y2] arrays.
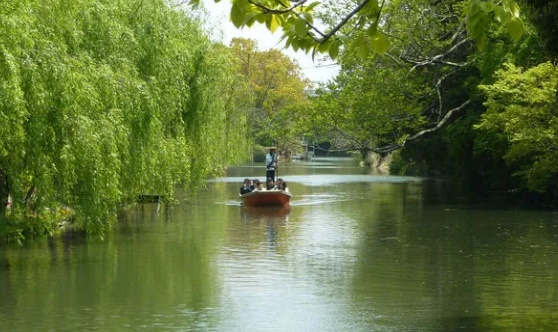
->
[[295, 18, 308, 38], [269, 14, 280, 33], [328, 41, 340, 59], [231, 2, 246, 28], [370, 33, 389, 55], [506, 18, 524, 41]]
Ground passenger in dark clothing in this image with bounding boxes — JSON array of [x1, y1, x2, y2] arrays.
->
[[240, 178, 253, 195], [266, 177, 275, 190]]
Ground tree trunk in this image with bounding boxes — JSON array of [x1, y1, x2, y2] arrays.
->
[[0, 169, 9, 216]]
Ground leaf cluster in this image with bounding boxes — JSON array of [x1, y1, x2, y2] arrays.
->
[[189, 0, 525, 60], [477, 62, 558, 192]]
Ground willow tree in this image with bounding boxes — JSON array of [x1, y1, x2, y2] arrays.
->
[[0, 0, 250, 241]]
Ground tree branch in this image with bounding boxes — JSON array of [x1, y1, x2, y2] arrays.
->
[[403, 99, 471, 144], [401, 38, 472, 70], [318, 0, 373, 43], [367, 99, 471, 154], [248, 0, 308, 14], [246, 0, 376, 43]]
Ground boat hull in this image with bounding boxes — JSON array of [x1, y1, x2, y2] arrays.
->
[[240, 190, 292, 208]]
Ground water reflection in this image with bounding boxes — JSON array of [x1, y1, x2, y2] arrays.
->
[[240, 206, 291, 219], [240, 206, 290, 248]]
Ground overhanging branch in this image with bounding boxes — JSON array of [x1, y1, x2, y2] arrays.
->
[[314, 99, 472, 156], [403, 99, 471, 144], [370, 99, 471, 154]]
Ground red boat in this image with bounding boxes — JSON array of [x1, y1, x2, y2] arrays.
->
[[240, 190, 292, 208]]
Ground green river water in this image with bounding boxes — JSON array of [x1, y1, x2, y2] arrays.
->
[[1, 158, 557, 331]]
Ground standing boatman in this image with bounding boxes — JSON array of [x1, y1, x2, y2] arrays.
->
[[265, 147, 278, 181]]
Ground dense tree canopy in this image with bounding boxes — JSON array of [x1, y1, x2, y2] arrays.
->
[[304, 0, 473, 155], [0, 0, 250, 241], [477, 62, 558, 192], [294, 0, 558, 202], [229, 38, 311, 154]]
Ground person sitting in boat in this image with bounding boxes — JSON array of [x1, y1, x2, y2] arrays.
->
[[272, 178, 282, 190], [282, 181, 289, 193], [240, 178, 253, 195], [266, 177, 275, 190], [252, 179, 265, 191], [276, 178, 289, 193]]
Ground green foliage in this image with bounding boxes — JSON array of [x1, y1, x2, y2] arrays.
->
[[303, 0, 468, 158], [310, 63, 428, 154], [477, 62, 558, 192], [193, 0, 525, 59], [0, 0, 250, 240], [465, 0, 525, 50], [229, 38, 310, 152], [383, 0, 554, 198], [523, 0, 558, 58]]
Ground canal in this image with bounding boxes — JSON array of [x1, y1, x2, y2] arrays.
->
[[1, 158, 557, 331]]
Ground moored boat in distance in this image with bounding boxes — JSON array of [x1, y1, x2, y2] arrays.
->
[[240, 190, 292, 208]]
